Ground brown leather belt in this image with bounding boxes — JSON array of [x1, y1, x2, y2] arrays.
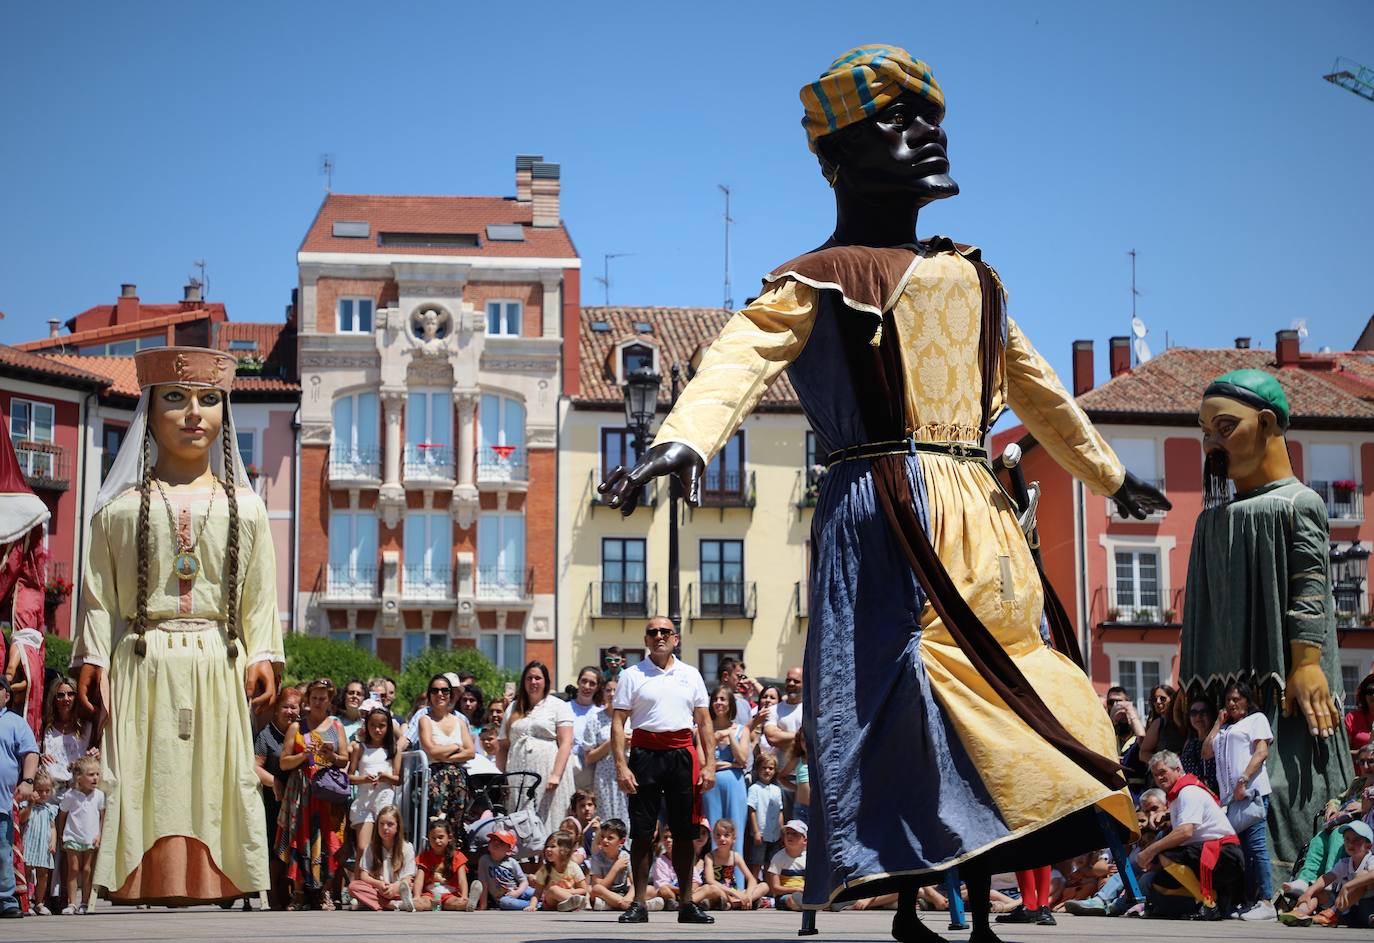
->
[[825, 437, 987, 469]]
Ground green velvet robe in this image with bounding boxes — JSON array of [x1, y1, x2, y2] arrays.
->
[[1180, 477, 1353, 872]]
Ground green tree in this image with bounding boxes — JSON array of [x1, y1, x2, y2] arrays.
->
[[44, 634, 73, 674], [283, 633, 389, 690], [397, 648, 516, 715]]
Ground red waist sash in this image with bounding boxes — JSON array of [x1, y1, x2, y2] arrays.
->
[[1198, 834, 1240, 907]]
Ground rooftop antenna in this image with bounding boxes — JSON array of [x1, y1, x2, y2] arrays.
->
[[193, 259, 207, 299], [321, 153, 334, 192], [595, 252, 633, 306], [719, 184, 733, 310]]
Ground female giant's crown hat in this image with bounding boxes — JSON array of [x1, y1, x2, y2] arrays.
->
[[801, 45, 945, 153], [134, 346, 236, 391]]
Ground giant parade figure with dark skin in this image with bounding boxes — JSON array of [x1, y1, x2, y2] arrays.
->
[[601, 47, 1170, 942]]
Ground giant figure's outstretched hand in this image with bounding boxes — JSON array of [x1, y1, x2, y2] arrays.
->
[[1111, 470, 1173, 520], [1285, 642, 1339, 739], [598, 442, 706, 516]]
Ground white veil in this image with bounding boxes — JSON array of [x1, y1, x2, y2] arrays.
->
[[92, 388, 251, 517]]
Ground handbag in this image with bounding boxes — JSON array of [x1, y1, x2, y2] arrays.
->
[[503, 807, 549, 857], [1224, 790, 1266, 833], [311, 765, 351, 805]]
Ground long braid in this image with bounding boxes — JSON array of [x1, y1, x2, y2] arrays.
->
[[222, 420, 241, 660], [133, 430, 153, 657]]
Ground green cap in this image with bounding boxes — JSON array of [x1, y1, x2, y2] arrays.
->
[[1203, 369, 1290, 430]]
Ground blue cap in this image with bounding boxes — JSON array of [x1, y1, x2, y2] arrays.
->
[[1347, 820, 1373, 843]]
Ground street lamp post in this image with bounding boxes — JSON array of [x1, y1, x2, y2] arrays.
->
[[667, 364, 682, 635]]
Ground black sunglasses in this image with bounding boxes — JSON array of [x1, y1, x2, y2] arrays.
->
[[428, 686, 452, 695], [1189, 708, 1208, 716], [645, 627, 674, 638]]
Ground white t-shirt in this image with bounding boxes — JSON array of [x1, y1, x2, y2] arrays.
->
[[59, 787, 105, 845], [1325, 850, 1374, 898], [1169, 783, 1237, 845], [775, 700, 803, 734], [570, 701, 600, 760], [612, 657, 709, 733], [1214, 712, 1273, 798], [768, 848, 806, 890], [360, 840, 417, 884]]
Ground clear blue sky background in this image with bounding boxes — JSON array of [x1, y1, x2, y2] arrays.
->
[[2, 1, 1371, 394]]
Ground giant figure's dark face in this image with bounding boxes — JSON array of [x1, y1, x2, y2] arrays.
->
[[831, 90, 959, 203]]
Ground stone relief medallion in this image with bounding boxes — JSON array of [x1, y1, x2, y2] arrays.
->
[[409, 306, 452, 357]]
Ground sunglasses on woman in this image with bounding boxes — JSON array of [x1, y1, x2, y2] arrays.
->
[[429, 686, 452, 696]]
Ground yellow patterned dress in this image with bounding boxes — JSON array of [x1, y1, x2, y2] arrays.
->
[[653, 241, 1135, 904], [72, 485, 284, 903]]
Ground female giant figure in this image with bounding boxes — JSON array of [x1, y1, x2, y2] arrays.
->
[[601, 47, 1169, 942], [72, 347, 281, 904]]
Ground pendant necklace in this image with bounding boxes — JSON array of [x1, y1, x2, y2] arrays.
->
[[154, 475, 218, 582]]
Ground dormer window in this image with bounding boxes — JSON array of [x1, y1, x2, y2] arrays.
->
[[622, 343, 654, 377]]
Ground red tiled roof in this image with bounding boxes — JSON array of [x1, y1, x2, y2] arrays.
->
[[0, 344, 112, 390], [1074, 346, 1374, 427], [233, 377, 300, 395], [65, 301, 227, 336], [16, 309, 215, 352], [299, 194, 577, 259], [574, 306, 801, 410], [213, 321, 299, 383], [41, 354, 139, 400]]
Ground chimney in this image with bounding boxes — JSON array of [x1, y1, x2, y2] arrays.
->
[[1276, 329, 1300, 367], [530, 161, 561, 227], [115, 283, 139, 324], [1072, 340, 1094, 396], [1108, 335, 1131, 377], [515, 153, 542, 203], [47, 319, 60, 339], [182, 280, 202, 304], [1235, 337, 1251, 349]]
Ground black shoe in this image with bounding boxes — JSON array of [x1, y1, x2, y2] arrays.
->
[[995, 904, 1036, 923], [1191, 905, 1224, 921], [241, 897, 253, 912], [619, 901, 649, 923], [678, 901, 716, 924], [1036, 906, 1057, 925], [0, 910, 22, 919]]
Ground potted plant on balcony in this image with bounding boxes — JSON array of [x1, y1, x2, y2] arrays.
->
[[1162, 608, 1177, 624], [1136, 608, 1157, 624], [1105, 607, 1121, 623], [234, 354, 264, 376], [1335, 479, 1358, 498], [44, 573, 72, 609], [245, 463, 260, 483], [803, 464, 826, 506], [1360, 610, 1374, 628]]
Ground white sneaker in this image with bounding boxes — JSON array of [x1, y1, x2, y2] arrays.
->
[[593, 898, 608, 911], [348, 899, 362, 911], [465, 882, 481, 912], [1282, 879, 1310, 897], [1240, 900, 1277, 921], [398, 879, 415, 912], [60, 906, 75, 916], [77, 904, 88, 915], [644, 897, 665, 912], [35, 904, 51, 916], [557, 894, 587, 912]]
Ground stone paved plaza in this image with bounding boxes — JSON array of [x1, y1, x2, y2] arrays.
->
[[8, 906, 1324, 942]]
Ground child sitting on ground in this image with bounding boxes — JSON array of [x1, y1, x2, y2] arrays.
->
[[1282, 820, 1374, 927], [766, 819, 808, 911], [589, 818, 662, 911], [413, 819, 472, 911], [559, 790, 599, 863], [57, 757, 104, 916], [477, 829, 536, 911], [348, 805, 416, 911], [20, 770, 58, 915], [704, 818, 768, 909], [530, 831, 588, 912]]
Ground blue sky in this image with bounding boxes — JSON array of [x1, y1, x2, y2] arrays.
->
[[1, 1, 1371, 392]]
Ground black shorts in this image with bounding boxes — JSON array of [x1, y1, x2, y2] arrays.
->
[[628, 746, 695, 844]]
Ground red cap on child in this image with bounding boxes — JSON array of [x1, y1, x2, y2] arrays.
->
[[489, 829, 518, 848]]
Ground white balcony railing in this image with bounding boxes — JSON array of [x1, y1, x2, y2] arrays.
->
[[1310, 480, 1363, 522], [403, 565, 452, 600], [404, 444, 455, 483]]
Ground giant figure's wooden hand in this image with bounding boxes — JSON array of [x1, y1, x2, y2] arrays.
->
[[1110, 470, 1173, 520], [76, 663, 109, 737], [598, 442, 706, 516], [245, 660, 278, 715], [1285, 643, 1339, 739]]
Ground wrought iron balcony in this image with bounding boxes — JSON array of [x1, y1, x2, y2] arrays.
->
[[323, 564, 380, 602], [592, 580, 658, 619], [16, 442, 70, 491], [796, 467, 824, 509], [402, 565, 453, 601], [476, 446, 529, 486], [1100, 584, 1179, 625], [404, 444, 455, 483], [699, 469, 755, 508], [328, 445, 381, 484], [1310, 480, 1363, 522], [690, 580, 757, 619], [476, 565, 534, 602]]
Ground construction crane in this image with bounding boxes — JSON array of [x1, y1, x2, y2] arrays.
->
[[1324, 57, 1374, 104]]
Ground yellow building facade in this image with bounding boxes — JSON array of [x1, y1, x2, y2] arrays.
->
[[555, 306, 815, 684]]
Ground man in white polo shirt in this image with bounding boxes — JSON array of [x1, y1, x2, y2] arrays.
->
[[1137, 750, 1245, 919], [611, 616, 715, 925]]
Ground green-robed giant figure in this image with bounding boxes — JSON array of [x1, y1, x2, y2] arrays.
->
[[1181, 369, 1353, 896]]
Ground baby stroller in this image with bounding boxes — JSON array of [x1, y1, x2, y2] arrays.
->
[[465, 770, 547, 864]]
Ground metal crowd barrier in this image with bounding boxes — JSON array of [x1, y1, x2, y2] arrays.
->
[[399, 749, 430, 846]]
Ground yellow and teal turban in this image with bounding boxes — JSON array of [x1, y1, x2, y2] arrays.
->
[[801, 46, 945, 153]]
